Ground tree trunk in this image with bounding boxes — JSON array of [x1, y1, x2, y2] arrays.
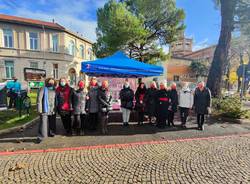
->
[[206, 0, 237, 97]]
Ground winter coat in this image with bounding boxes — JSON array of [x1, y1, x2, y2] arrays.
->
[[86, 86, 99, 113], [119, 87, 134, 110], [72, 89, 87, 115], [194, 87, 211, 114], [169, 89, 178, 112], [155, 89, 171, 119], [98, 87, 112, 113], [37, 87, 56, 115], [56, 85, 73, 113], [179, 87, 194, 108], [144, 87, 158, 116], [135, 87, 146, 112]]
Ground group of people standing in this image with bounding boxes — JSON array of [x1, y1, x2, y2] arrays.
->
[[37, 76, 211, 143], [120, 80, 211, 131], [37, 77, 112, 143]]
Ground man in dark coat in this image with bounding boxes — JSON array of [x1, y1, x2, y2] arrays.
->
[[168, 82, 178, 126], [193, 81, 211, 131], [144, 81, 158, 124], [155, 81, 171, 129]]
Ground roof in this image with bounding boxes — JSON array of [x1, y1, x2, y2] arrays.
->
[[0, 14, 93, 44], [183, 45, 216, 58], [0, 14, 64, 30]]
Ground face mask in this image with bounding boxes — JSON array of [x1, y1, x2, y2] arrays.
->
[[47, 86, 54, 90], [60, 82, 66, 87]]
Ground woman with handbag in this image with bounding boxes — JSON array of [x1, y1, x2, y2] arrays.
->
[[135, 82, 147, 126], [98, 80, 112, 134], [119, 81, 134, 126]]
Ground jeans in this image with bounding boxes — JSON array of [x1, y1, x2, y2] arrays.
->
[[73, 114, 86, 131], [121, 108, 131, 123]]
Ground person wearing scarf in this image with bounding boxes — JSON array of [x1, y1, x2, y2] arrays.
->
[[72, 80, 87, 136], [37, 78, 57, 143], [135, 82, 147, 125], [56, 77, 73, 135]]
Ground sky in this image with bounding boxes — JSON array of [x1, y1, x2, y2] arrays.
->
[[0, 0, 221, 51]]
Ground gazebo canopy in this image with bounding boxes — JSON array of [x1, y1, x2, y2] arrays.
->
[[81, 51, 163, 78]]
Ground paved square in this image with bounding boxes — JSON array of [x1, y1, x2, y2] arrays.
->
[[0, 135, 250, 184]]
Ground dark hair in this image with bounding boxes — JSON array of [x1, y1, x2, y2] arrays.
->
[[45, 78, 57, 87], [136, 82, 147, 94]]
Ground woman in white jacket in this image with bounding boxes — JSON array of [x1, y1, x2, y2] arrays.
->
[[179, 82, 194, 128]]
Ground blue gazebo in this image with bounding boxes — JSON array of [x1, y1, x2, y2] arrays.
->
[[81, 51, 163, 78]]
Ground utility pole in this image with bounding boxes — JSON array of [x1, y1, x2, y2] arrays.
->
[[240, 52, 246, 100]]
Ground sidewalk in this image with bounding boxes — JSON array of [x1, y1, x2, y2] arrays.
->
[[1, 115, 250, 152]]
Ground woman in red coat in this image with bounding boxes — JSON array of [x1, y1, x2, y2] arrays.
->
[[56, 77, 73, 135]]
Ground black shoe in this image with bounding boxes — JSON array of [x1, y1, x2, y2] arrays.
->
[[36, 138, 42, 144]]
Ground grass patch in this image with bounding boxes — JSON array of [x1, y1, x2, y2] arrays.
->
[[0, 92, 38, 131]]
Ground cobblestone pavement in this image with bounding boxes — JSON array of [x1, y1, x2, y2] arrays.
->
[[0, 134, 250, 184]]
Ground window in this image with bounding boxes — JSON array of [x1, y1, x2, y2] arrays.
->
[[68, 40, 75, 56], [173, 75, 180, 82], [79, 45, 84, 58], [52, 34, 59, 52], [30, 61, 38, 69], [88, 48, 93, 59], [53, 64, 58, 79], [3, 29, 13, 48], [29, 32, 38, 50], [5, 60, 14, 79]]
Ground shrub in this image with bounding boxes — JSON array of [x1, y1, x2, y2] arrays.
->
[[212, 97, 244, 119]]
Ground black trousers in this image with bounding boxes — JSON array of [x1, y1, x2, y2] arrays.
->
[[156, 116, 167, 128], [180, 107, 189, 125], [60, 112, 72, 133], [8, 91, 17, 108], [73, 114, 86, 131], [89, 113, 99, 130], [197, 114, 205, 127], [167, 111, 175, 125], [38, 114, 56, 139], [138, 112, 144, 123]]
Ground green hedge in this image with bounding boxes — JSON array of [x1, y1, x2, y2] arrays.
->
[[212, 97, 245, 119]]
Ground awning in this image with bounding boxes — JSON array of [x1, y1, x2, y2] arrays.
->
[[81, 51, 163, 78]]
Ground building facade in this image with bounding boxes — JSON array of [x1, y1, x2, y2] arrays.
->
[[0, 14, 94, 88]]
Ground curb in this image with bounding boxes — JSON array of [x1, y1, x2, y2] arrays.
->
[[1, 133, 250, 156], [210, 115, 250, 124], [0, 116, 39, 135]]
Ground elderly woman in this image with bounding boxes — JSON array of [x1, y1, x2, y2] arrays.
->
[[193, 81, 211, 131], [86, 77, 99, 131], [98, 80, 112, 134], [37, 78, 57, 143], [56, 77, 73, 135], [135, 82, 147, 125], [144, 81, 158, 124], [119, 81, 134, 126], [72, 80, 87, 136], [168, 82, 178, 126], [155, 81, 171, 129]]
